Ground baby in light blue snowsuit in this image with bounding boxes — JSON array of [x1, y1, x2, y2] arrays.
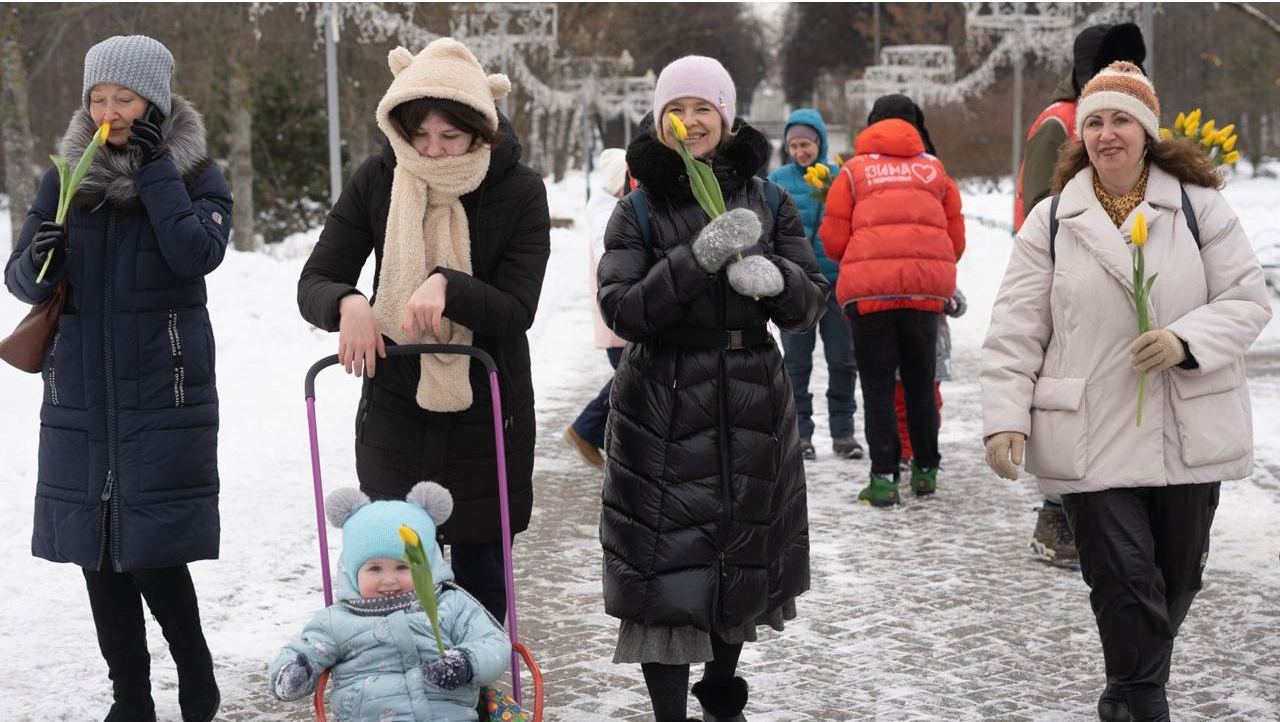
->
[[267, 482, 510, 721]]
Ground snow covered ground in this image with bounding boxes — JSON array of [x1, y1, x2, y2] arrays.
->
[[1, 168, 1278, 720]]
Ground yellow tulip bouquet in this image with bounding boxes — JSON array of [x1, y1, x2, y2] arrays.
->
[[801, 155, 842, 202], [1130, 212, 1156, 426], [36, 121, 111, 283], [1160, 109, 1240, 168]]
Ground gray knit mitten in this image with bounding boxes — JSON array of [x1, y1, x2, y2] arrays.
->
[[272, 653, 312, 701], [727, 255, 785, 298], [691, 208, 763, 273], [422, 648, 473, 691]]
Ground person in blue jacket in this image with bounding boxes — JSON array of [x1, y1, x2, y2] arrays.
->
[[768, 108, 861, 461], [3, 36, 229, 722], [268, 482, 511, 722]]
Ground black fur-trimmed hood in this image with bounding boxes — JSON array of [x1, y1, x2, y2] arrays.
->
[[60, 94, 211, 211], [625, 120, 771, 202]]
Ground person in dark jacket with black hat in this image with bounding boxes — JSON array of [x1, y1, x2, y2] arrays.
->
[[3, 35, 228, 722], [598, 54, 827, 722], [297, 38, 550, 626]]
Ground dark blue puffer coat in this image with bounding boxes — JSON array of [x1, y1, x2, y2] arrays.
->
[[3, 96, 230, 572]]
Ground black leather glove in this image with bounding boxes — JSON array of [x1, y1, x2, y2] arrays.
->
[[128, 104, 168, 165], [28, 221, 66, 279]]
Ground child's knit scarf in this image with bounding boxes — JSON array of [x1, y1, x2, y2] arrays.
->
[[372, 143, 490, 412]]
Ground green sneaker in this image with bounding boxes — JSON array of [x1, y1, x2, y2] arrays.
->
[[910, 461, 938, 497], [858, 472, 900, 507]]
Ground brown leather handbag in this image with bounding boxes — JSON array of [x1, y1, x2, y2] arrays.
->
[[0, 262, 67, 374]]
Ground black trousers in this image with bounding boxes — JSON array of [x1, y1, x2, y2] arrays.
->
[[1062, 483, 1219, 717], [848, 308, 940, 474], [82, 563, 213, 704], [450, 541, 508, 624]]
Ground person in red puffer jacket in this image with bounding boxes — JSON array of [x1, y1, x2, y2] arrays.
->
[[820, 93, 965, 507]]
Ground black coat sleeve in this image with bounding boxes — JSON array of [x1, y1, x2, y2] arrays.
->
[[435, 173, 550, 336], [4, 168, 61, 305], [596, 195, 718, 342], [135, 158, 231, 279], [760, 189, 829, 333], [297, 158, 379, 332]]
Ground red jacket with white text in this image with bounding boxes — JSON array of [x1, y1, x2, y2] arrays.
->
[[819, 118, 965, 314]]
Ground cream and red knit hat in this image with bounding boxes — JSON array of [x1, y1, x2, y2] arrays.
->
[[1075, 60, 1160, 141]]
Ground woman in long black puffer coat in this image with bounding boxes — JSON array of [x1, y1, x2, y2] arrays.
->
[[598, 55, 828, 722]]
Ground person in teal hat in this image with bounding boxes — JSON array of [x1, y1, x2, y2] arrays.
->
[[768, 108, 861, 461], [267, 482, 511, 721]]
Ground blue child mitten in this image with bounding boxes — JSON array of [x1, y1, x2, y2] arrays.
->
[[422, 648, 473, 691], [692, 208, 762, 273], [272, 652, 313, 701], [727, 255, 785, 298]]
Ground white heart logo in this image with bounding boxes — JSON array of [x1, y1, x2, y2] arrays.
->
[[910, 163, 937, 184]]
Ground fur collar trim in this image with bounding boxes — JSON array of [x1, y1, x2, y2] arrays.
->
[[61, 94, 210, 211]]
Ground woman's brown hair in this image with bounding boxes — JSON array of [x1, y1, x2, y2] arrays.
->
[[390, 97, 500, 148], [1051, 136, 1222, 194]]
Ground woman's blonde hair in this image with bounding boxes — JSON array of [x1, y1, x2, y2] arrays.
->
[[1052, 137, 1222, 193]]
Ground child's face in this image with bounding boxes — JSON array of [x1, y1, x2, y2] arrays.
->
[[357, 557, 414, 598]]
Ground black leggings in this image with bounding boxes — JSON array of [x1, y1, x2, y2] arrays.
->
[[642, 633, 743, 722]]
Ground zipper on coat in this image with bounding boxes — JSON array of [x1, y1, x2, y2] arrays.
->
[[100, 211, 121, 572]]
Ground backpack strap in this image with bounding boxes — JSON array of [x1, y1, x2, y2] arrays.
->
[[1180, 184, 1201, 248], [763, 179, 780, 219], [630, 190, 652, 256], [1049, 194, 1061, 263]]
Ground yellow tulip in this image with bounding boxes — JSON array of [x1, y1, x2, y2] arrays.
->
[[95, 122, 110, 147], [804, 172, 823, 190], [1222, 134, 1237, 152], [1202, 133, 1215, 147], [833, 153, 844, 166], [1132, 212, 1148, 247], [1186, 108, 1202, 127], [1218, 123, 1235, 138], [667, 113, 687, 142], [1184, 120, 1199, 138], [1223, 150, 1240, 165], [1172, 112, 1185, 133], [813, 163, 830, 180], [1200, 119, 1216, 139], [1159, 127, 1173, 141], [398, 525, 420, 546]]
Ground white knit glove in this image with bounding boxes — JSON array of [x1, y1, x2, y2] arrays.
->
[[691, 208, 762, 273], [727, 256, 784, 298]]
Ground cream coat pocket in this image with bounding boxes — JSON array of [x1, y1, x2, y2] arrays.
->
[[1169, 362, 1250, 467], [1026, 376, 1088, 480]]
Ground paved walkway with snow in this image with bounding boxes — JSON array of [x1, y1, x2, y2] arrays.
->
[[3, 178, 1280, 721]]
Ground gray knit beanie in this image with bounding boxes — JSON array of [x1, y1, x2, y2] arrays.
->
[[82, 35, 174, 117]]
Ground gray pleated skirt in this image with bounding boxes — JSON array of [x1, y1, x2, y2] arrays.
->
[[612, 598, 798, 665]]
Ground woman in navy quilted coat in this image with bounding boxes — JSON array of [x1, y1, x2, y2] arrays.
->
[[3, 36, 228, 722]]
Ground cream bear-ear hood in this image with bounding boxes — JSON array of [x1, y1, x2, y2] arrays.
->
[[388, 47, 415, 77], [374, 36, 505, 144]]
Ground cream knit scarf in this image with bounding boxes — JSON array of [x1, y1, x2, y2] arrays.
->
[[372, 144, 490, 412]]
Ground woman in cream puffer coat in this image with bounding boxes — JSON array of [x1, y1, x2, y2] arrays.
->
[[981, 60, 1271, 721]]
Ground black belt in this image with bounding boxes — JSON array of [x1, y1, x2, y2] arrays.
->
[[661, 326, 770, 350]]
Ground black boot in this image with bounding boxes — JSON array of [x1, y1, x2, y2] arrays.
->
[[1098, 684, 1130, 721], [691, 676, 748, 722], [133, 567, 220, 722], [85, 569, 157, 722], [1126, 685, 1169, 722]]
